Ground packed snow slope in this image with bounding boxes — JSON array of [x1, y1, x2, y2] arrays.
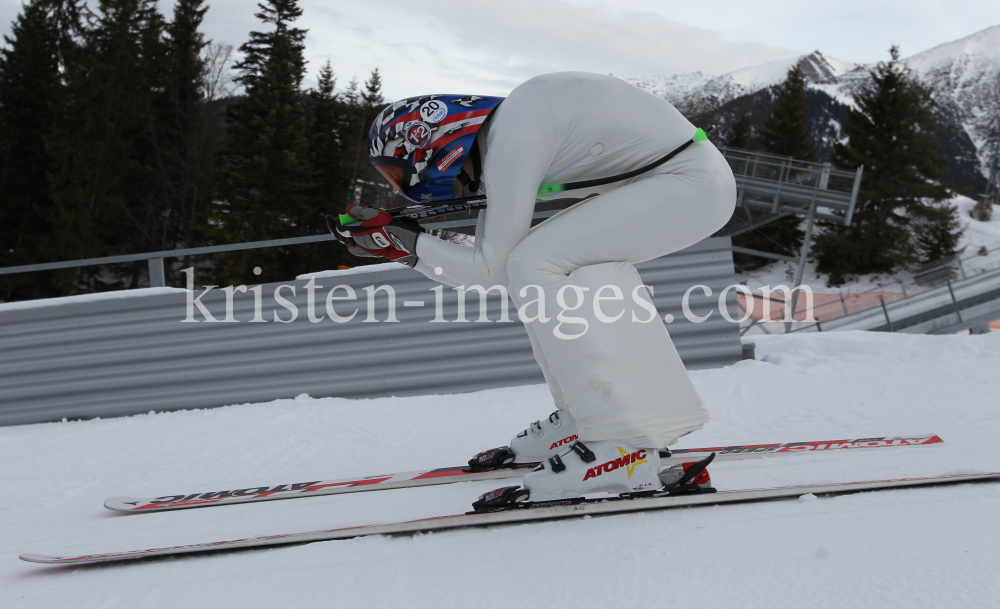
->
[[3, 331, 1000, 608]]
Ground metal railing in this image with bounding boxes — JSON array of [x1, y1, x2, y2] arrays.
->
[[738, 240, 1000, 335], [716, 146, 863, 229], [0, 234, 344, 288], [0, 206, 584, 289], [0, 147, 864, 296]]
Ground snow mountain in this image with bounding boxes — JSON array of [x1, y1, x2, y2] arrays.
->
[[906, 25, 1000, 176], [624, 51, 856, 116], [621, 25, 1000, 193]]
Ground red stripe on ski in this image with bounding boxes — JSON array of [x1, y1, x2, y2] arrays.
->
[[676, 435, 942, 454], [136, 499, 223, 510], [412, 468, 472, 480], [302, 478, 394, 493]]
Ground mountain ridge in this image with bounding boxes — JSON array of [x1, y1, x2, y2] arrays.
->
[[620, 25, 1000, 193]]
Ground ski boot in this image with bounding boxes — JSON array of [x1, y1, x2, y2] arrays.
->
[[472, 444, 715, 511], [466, 410, 580, 471]]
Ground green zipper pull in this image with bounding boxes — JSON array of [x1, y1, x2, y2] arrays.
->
[[537, 183, 566, 196]]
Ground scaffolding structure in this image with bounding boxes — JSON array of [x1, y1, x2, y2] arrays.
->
[[714, 146, 863, 330], [717, 146, 862, 237]]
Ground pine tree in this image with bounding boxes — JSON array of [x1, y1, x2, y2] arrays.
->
[[725, 111, 754, 149], [732, 64, 815, 270], [355, 68, 401, 208], [342, 76, 360, 108], [45, 0, 167, 292], [163, 0, 207, 111], [43, 0, 86, 59], [210, 0, 317, 285], [308, 61, 349, 212], [306, 61, 362, 270], [759, 65, 815, 160], [814, 47, 960, 285], [147, 0, 218, 276], [340, 76, 363, 204], [362, 68, 383, 106], [0, 0, 64, 300]]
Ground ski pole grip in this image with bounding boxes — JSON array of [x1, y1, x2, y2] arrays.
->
[[338, 207, 388, 226]]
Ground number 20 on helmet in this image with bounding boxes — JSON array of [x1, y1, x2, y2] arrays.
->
[[368, 94, 504, 204]]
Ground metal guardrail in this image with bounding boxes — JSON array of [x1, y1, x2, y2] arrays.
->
[[0, 234, 342, 288], [811, 268, 1000, 335], [0, 238, 741, 426], [739, 241, 1000, 335], [0, 208, 577, 288]]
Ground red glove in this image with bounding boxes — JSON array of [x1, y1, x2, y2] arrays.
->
[[331, 206, 424, 267]]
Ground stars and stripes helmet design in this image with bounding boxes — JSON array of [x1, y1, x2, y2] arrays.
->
[[368, 94, 504, 203]]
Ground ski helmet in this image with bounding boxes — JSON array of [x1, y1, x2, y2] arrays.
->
[[368, 95, 504, 204]]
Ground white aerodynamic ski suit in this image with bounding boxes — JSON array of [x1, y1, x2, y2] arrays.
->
[[413, 72, 736, 449]]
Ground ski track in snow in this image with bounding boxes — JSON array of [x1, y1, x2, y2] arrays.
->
[[3, 331, 1000, 607]]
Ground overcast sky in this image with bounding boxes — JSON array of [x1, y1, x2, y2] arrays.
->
[[2, 0, 997, 99]]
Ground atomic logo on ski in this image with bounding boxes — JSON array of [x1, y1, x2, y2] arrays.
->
[[583, 448, 647, 481], [773, 437, 939, 452]]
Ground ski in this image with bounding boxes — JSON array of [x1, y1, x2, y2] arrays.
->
[[26, 470, 997, 566], [104, 434, 942, 513]]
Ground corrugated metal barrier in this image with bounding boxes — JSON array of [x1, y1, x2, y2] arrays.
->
[[0, 237, 740, 426]]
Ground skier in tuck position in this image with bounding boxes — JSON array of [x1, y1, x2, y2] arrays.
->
[[332, 72, 736, 508]]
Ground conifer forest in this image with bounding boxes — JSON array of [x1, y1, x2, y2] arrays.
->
[[0, 0, 970, 300]]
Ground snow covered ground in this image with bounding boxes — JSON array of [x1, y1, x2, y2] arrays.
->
[[3, 331, 999, 607]]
